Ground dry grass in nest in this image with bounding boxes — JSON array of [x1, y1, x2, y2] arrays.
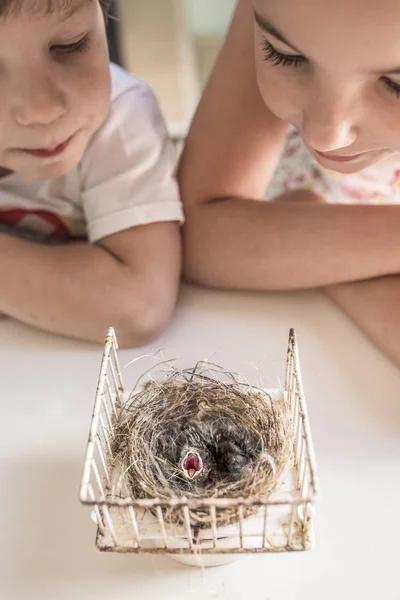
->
[[111, 362, 294, 528]]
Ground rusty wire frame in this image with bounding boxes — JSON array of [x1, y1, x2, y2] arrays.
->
[[80, 328, 319, 555]]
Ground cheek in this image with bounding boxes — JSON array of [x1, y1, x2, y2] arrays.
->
[[379, 128, 400, 153], [370, 99, 400, 152], [68, 45, 111, 124], [80, 65, 111, 120], [254, 56, 300, 122]]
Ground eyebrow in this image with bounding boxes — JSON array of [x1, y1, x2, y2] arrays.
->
[[381, 66, 400, 76], [60, 0, 91, 22], [253, 10, 301, 53]]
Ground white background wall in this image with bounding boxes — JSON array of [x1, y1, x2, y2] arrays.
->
[[119, 0, 236, 130], [184, 0, 235, 37]]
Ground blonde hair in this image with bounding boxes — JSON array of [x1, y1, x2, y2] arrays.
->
[[0, 0, 111, 20]]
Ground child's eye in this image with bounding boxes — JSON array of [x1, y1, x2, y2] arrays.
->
[[262, 39, 307, 69], [51, 35, 90, 54], [382, 77, 400, 99]]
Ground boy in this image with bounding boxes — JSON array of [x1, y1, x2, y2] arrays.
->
[[0, 0, 183, 346]]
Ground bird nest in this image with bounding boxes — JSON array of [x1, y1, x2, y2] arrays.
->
[[111, 362, 294, 528]]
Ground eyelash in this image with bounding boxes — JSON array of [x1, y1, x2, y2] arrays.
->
[[51, 35, 90, 55], [262, 39, 307, 69], [262, 38, 400, 101], [382, 77, 400, 99]]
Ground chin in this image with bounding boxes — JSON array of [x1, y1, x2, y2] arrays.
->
[[19, 128, 92, 180], [317, 161, 374, 175], [26, 153, 84, 180]]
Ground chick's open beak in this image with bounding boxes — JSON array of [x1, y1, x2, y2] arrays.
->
[[181, 450, 203, 479]]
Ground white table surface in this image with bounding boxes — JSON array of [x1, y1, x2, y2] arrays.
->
[[2, 284, 400, 600]]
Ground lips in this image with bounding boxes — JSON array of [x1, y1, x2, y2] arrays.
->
[[314, 149, 364, 163], [21, 133, 75, 159]]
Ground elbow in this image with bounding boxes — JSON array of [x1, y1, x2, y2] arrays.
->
[[182, 252, 206, 287], [116, 313, 168, 349], [182, 226, 219, 289], [181, 202, 228, 289], [110, 285, 178, 349], [182, 217, 204, 286]]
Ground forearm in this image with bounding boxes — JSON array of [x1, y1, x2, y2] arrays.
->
[[183, 193, 400, 290], [325, 277, 400, 368], [0, 234, 173, 346]]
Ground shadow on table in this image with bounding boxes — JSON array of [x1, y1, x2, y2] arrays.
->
[[310, 300, 400, 434], [5, 456, 191, 598], [178, 285, 400, 432], [0, 318, 100, 352]]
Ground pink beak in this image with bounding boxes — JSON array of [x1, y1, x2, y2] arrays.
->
[[182, 451, 203, 479]]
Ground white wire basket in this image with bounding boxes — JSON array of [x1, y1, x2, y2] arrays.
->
[[80, 328, 319, 566]]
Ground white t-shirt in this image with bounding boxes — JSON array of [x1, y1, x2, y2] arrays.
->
[[0, 63, 184, 243]]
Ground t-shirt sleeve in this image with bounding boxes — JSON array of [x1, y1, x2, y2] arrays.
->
[[80, 80, 184, 243]]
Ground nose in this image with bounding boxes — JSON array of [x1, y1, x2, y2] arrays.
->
[[12, 71, 67, 127], [300, 86, 359, 152]]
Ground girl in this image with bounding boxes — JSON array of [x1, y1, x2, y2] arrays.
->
[[179, 0, 400, 366]]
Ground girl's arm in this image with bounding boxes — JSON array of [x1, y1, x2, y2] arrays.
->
[[325, 278, 400, 368], [179, 0, 400, 290]]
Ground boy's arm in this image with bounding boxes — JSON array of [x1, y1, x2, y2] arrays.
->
[[0, 222, 181, 347], [325, 277, 400, 368], [179, 0, 400, 290]]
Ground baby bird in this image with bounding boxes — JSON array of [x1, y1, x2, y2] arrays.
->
[[214, 437, 253, 481], [157, 418, 258, 488], [179, 445, 217, 484], [211, 418, 259, 482], [157, 421, 217, 487], [177, 423, 217, 485], [181, 449, 204, 480]]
